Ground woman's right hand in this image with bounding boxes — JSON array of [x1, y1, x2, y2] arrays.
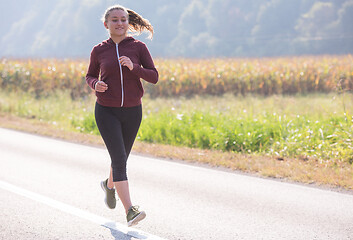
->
[[95, 81, 108, 92]]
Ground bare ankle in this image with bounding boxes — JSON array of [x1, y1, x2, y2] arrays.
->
[[107, 180, 114, 189]]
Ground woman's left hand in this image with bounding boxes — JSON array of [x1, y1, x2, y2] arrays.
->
[[119, 56, 134, 71]]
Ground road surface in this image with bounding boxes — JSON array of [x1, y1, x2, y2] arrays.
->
[[1, 128, 353, 239]]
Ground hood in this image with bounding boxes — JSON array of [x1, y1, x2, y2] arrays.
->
[[107, 36, 135, 45]]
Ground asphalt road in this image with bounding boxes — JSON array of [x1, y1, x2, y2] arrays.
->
[[1, 127, 353, 240]]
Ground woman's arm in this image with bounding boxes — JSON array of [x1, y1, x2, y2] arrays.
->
[[130, 43, 158, 84], [86, 48, 100, 90]]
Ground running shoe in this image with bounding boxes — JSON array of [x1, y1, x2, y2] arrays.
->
[[127, 205, 146, 227], [100, 178, 116, 209]]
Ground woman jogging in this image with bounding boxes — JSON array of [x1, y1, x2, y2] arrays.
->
[[85, 5, 158, 227]]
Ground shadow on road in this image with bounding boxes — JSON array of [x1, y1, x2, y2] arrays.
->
[[102, 223, 148, 240]]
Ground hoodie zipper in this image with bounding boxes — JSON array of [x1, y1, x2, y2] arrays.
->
[[116, 43, 124, 107]]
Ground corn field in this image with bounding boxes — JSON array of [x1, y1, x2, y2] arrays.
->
[[0, 55, 352, 98]]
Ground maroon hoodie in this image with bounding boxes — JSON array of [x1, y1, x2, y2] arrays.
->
[[86, 37, 158, 107]]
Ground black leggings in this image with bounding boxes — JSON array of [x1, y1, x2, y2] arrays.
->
[[95, 102, 142, 182]]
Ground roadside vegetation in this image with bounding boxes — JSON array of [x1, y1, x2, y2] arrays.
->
[[0, 56, 352, 190]]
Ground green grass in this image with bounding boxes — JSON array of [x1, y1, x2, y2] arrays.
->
[[0, 91, 352, 165], [139, 94, 353, 164], [0, 90, 94, 132]]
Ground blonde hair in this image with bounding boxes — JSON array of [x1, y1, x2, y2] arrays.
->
[[102, 5, 154, 39]]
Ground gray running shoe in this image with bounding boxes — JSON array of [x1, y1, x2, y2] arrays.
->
[[127, 206, 146, 227], [100, 179, 116, 209]]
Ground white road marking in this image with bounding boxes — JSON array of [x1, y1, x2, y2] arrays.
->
[[0, 180, 166, 240]]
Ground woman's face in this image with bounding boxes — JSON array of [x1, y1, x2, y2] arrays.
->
[[104, 9, 129, 38]]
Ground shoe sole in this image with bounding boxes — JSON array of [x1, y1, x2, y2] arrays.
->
[[128, 211, 146, 227], [100, 181, 116, 209]]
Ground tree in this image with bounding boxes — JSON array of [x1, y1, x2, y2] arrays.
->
[[251, 0, 303, 56], [1, 0, 353, 58], [205, 0, 262, 56], [168, 0, 209, 56], [293, 1, 352, 54], [327, 0, 353, 53]]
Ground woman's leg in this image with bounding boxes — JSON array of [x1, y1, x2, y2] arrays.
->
[[107, 168, 114, 189], [119, 104, 142, 160], [114, 180, 132, 214], [95, 103, 132, 213], [95, 103, 128, 181], [96, 103, 142, 215], [112, 105, 142, 213], [106, 167, 132, 214]]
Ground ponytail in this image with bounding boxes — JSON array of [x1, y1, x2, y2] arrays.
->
[[127, 9, 154, 39], [102, 5, 154, 39]]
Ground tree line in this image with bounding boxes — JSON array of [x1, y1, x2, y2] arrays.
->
[[0, 0, 352, 58]]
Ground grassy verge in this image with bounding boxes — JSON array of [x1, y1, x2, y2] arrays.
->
[[0, 91, 352, 190], [138, 94, 353, 162]]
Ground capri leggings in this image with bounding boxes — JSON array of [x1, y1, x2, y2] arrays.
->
[[95, 102, 142, 182]]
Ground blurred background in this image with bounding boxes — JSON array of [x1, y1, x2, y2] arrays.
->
[[1, 0, 353, 58], [0, 0, 352, 189]]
